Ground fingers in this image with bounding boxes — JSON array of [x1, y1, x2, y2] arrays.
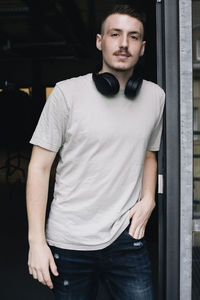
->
[[134, 227, 145, 239], [29, 266, 54, 289], [32, 268, 38, 280], [28, 255, 55, 289], [37, 270, 46, 285], [29, 266, 33, 275], [43, 274, 53, 289], [129, 200, 151, 239], [28, 244, 57, 289], [129, 227, 145, 239], [43, 270, 54, 289], [129, 225, 142, 239], [49, 256, 59, 277], [129, 219, 146, 239]]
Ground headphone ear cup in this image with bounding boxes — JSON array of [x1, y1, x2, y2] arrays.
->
[[92, 72, 120, 96], [125, 75, 143, 98]]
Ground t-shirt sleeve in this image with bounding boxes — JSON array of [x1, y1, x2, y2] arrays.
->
[[147, 89, 165, 151], [30, 84, 69, 152]]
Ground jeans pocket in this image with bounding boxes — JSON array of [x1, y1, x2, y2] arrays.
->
[[123, 230, 145, 249]]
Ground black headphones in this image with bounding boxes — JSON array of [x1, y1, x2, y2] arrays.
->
[[92, 68, 143, 99]]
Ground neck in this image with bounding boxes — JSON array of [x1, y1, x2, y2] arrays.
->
[[99, 67, 133, 89], [114, 71, 133, 89]]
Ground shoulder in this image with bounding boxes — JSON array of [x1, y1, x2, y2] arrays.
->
[[48, 73, 93, 108], [142, 79, 165, 95], [142, 79, 165, 104], [55, 73, 92, 93]]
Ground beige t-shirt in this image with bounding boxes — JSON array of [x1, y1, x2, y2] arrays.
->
[[30, 73, 165, 250]]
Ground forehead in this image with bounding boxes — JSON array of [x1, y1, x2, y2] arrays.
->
[[103, 13, 144, 34]]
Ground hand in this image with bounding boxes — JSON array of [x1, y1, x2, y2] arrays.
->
[[28, 242, 59, 289], [129, 197, 155, 239]]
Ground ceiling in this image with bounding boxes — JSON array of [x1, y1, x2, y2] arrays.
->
[[0, 0, 117, 60], [0, 0, 153, 61], [0, 0, 158, 86]]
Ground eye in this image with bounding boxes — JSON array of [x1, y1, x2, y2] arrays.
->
[[130, 35, 138, 40], [111, 33, 119, 37]]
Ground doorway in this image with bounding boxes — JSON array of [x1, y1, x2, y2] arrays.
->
[[0, 1, 163, 299]]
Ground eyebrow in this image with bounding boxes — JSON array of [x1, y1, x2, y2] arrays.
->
[[108, 28, 142, 36]]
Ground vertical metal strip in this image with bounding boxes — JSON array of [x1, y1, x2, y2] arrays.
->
[[179, 0, 193, 299], [156, 1, 166, 299], [163, 0, 180, 299]]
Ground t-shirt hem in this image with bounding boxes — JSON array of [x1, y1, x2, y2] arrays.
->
[[46, 217, 130, 251]]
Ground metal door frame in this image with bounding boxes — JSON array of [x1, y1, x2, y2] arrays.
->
[[156, 1, 166, 298], [156, 0, 193, 299], [179, 1, 193, 299]]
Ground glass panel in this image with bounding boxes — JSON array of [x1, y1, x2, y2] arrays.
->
[[192, 1, 200, 299], [193, 1, 200, 220]]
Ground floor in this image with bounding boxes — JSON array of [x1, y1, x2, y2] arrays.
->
[[0, 147, 159, 300]]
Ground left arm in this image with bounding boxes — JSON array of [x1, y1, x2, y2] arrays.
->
[[129, 151, 157, 239]]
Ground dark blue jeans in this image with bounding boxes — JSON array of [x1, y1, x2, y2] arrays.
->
[[50, 224, 153, 300]]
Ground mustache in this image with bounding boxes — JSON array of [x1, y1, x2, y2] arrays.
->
[[113, 50, 131, 56]]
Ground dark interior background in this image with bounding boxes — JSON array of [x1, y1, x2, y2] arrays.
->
[[0, 0, 158, 299]]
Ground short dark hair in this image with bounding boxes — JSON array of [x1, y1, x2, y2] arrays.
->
[[100, 4, 146, 38]]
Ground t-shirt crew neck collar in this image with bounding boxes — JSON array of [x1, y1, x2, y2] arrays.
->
[[119, 88, 125, 94]]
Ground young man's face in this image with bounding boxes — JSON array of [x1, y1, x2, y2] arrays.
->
[[96, 14, 146, 74]]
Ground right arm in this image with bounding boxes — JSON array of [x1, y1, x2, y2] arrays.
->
[[26, 145, 58, 289]]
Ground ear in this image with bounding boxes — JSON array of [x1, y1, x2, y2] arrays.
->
[[96, 34, 102, 51], [140, 41, 146, 57]]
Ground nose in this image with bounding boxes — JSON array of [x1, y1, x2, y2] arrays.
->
[[120, 34, 128, 48]]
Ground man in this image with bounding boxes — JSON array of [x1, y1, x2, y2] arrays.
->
[[26, 4, 165, 300]]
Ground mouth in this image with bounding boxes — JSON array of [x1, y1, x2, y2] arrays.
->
[[114, 52, 131, 58]]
